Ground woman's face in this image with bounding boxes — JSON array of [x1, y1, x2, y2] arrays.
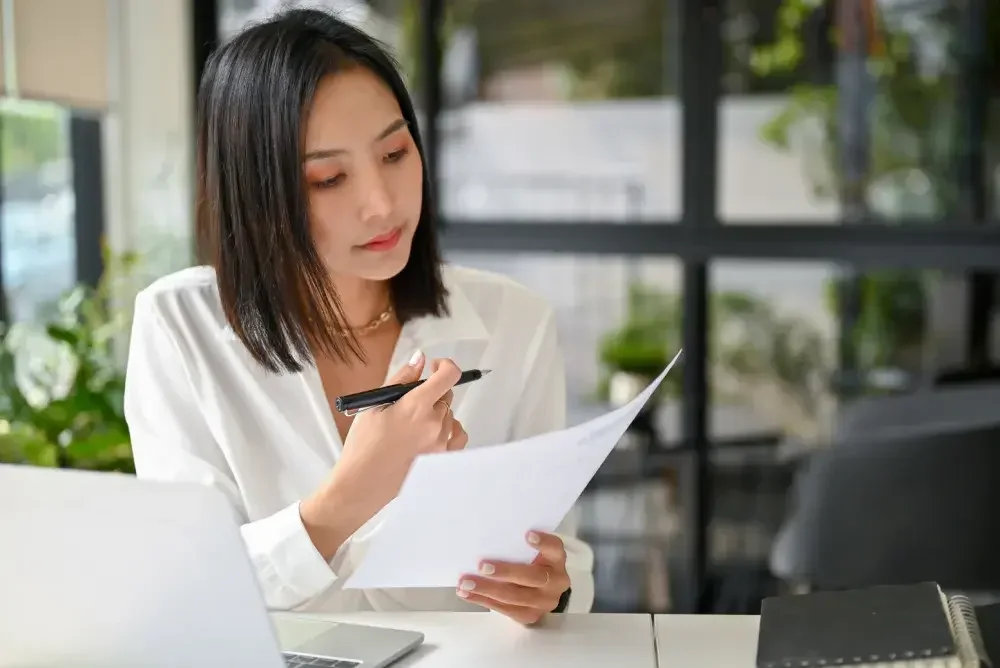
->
[[302, 66, 423, 282]]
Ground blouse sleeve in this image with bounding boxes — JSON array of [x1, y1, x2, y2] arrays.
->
[[124, 291, 345, 610]]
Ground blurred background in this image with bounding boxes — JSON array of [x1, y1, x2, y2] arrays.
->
[[3, 0, 1000, 615]]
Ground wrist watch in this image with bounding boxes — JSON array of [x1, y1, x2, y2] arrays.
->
[[552, 587, 572, 613]]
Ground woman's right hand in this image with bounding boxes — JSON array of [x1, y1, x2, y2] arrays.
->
[[301, 350, 468, 558]]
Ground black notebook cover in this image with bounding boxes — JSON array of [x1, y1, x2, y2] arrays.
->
[[756, 582, 957, 667], [974, 602, 1000, 665]]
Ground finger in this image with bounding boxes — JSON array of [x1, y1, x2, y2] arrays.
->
[[404, 358, 461, 404], [457, 591, 544, 626], [476, 560, 548, 588], [447, 419, 468, 451], [526, 531, 567, 565], [456, 576, 549, 609], [437, 407, 455, 445], [386, 349, 425, 385], [435, 389, 454, 413]]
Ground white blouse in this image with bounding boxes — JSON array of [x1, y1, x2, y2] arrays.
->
[[123, 264, 595, 614]]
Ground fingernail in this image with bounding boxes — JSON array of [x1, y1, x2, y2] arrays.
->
[[408, 349, 424, 366], [527, 531, 540, 545], [459, 579, 476, 591], [479, 563, 495, 576]]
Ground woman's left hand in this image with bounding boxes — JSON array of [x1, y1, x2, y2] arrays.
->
[[456, 531, 571, 625]]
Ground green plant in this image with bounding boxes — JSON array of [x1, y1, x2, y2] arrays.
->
[[752, 2, 955, 395], [0, 101, 66, 177], [824, 270, 928, 372], [600, 286, 680, 368], [0, 250, 139, 472], [598, 284, 682, 399], [713, 291, 829, 421], [752, 0, 962, 210], [598, 285, 828, 403], [597, 283, 830, 436]]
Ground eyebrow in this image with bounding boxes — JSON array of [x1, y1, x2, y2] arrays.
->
[[304, 118, 409, 161]]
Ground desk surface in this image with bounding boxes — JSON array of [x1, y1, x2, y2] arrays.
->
[[273, 611, 657, 668], [655, 614, 760, 667]]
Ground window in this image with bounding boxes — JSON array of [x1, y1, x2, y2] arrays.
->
[[720, 0, 992, 224], [446, 251, 683, 419], [198, 0, 1000, 614], [437, 0, 680, 222], [446, 250, 685, 612], [706, 260, 1000, 444], [217, 0, 392, 42], [1, 99, 75, 323]]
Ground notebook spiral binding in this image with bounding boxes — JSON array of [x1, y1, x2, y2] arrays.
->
[[947, 594, 992, 668]]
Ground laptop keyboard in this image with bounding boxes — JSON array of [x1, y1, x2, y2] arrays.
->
[[283, 652, 361, 667]]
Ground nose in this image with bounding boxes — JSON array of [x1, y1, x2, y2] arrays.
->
[[357, 163, 392, 222]]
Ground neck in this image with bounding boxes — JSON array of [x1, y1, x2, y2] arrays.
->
[[331, 274, 391, 329]]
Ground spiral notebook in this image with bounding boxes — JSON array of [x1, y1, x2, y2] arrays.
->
[[756, 582, 992, 668]]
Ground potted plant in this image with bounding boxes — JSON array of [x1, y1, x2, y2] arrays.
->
[[0, 250, 139, 472], [823, 270, 928, 394], [597, 284, 831, 440], [598, 284, 682, 407], [712, 291, 831, 440]]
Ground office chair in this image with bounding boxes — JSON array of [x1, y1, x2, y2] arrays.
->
[[770, 422, 1000, 595], [935, 364, 1000, 386], [834, 381, 1000, 442]]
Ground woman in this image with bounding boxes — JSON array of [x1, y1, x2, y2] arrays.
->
[[123, 8, 594, 623]]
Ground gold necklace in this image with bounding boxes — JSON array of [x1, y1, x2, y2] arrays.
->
[[351, 305, 394, 335]]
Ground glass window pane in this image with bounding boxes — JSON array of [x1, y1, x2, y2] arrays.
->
[[438, 0, 680, 223], [1, 99, 75, 323], [214, 1, 680, 224], [445, 251, 684, 612], [709, 259, 1000, 446], [447, 252, 683, 415], [721, 0, 992, 224], [218, 0, 388, 42], [706, 259, 1000, 606]]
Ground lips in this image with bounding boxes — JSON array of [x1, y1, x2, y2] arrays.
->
[[360, 227, 402, 252]]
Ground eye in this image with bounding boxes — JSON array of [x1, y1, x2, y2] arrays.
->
[[316, 174, 346, 188], [384, 147, 409, 164]]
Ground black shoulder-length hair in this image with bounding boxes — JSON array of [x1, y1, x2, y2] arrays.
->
[[195, 8, 448, 374]]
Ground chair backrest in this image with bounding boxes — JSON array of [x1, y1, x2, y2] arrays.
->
[[770, 422, 1000, 592], [835, 382, 1000, 442], [935, 365, 1000, 386]]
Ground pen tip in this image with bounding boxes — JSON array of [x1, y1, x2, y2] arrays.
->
[[480, 369, 492, 376]]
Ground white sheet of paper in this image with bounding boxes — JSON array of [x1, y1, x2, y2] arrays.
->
[[342, 350, 683, 590]]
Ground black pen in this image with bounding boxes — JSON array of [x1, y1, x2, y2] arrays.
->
[[335, 369, 491, 415]]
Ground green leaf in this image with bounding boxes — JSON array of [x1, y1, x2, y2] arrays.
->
[[0, 424, 59, 467], [64, 429, 132, 466], [1, 245, 141, 471], [45, 324, 80, 348]]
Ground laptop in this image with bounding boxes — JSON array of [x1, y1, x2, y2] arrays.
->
[[0, 464, 424, 668]]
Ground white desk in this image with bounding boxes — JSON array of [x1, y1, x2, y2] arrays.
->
[[654, 614, 760, 667], [273, 612, 657, 667]]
